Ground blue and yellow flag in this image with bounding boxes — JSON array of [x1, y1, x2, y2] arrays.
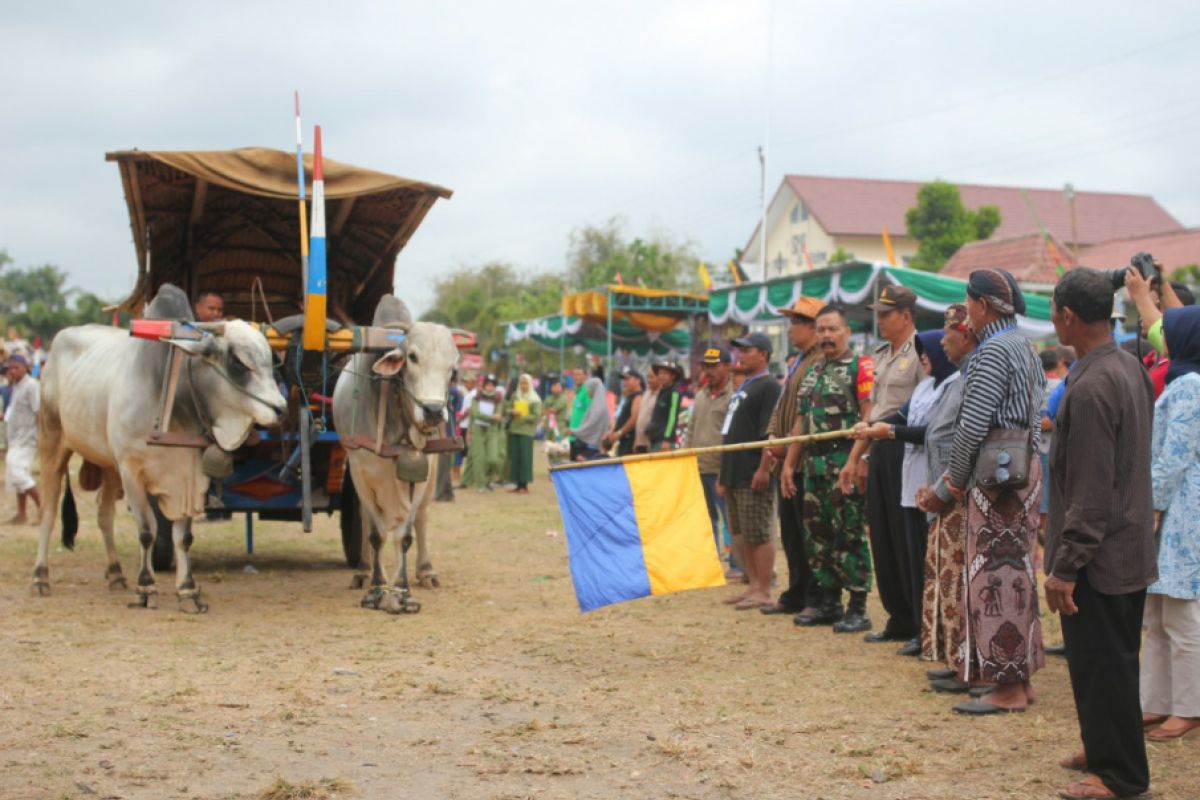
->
[[550, 456, 724, 612]]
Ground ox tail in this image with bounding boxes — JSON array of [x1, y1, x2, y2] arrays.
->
[[61, 474, 79, 551]]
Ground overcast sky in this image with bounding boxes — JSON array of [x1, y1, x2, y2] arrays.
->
[[4, 1, 1199, 315]]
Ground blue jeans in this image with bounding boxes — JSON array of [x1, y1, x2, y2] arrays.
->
[[699, 473, 732, 565]]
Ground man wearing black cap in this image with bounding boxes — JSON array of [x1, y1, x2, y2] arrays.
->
[[719, 332, 782, 609], [645, 360, 684, 451], [845, 284, 922, 651], [603, 367, 645, 456], [759, 296, 825, 617], [686, 346, 735, 569]]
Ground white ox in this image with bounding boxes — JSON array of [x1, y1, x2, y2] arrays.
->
[[32, 284, 286, 612], [332, 296, 458, 611]]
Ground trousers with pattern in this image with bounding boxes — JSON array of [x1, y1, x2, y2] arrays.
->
[[802, 449, 872, 594]]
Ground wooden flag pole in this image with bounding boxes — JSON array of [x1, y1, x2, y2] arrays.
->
[[548, 429, 856, 472]]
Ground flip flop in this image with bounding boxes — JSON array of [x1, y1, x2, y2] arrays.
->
[[733, 599, 770, 611], [926, 668, 957, 680], [1146, 717, 1200, 741], [1058, 775, 1153, 799], [929, 678, 970, 693], [722, 594, 749, 605], [952, 698, 1026, 715]]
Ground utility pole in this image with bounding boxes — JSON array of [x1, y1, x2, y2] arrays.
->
[[759, 145, 767, 281], [1064, 182, 1079, 266]]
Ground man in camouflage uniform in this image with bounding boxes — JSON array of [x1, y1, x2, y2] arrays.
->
[[781, 305, 875, 632]]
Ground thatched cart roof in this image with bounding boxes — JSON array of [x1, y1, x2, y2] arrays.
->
[[107, 147, 452, 323]]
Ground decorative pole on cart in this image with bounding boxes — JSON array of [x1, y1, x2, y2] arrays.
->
[[294, 91, 309, 324], [303, 125, 328, 351]]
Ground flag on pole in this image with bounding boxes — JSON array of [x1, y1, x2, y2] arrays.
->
[[550, 456, 724, 611], [727, 259, 745, 285], [801, 242, 815, 270], [882, 227, 897, 266], [697, 261, 713, 291], [302, 125, 328, 350]]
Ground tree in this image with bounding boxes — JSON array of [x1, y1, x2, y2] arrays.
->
[[421, 262, 566, 374], [565, 217, 699, 291], [0, 253, 116, 342], [828, 246, 855, 265], [904, 181, 1001, 272]]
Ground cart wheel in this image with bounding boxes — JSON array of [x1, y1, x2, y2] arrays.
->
[[149, 497, 175, 572], [340, 473, 363, 569]]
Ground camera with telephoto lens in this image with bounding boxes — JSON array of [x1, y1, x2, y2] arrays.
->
[[1106, 251, 1159, 289]]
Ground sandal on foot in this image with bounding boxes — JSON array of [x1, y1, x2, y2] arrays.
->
[[733, 598, 769, 611], [1146, 717, 1200, 741], [926, 668, 957, 680], [1058, 775, 1152, 799], [952, 698, 1026, 715]]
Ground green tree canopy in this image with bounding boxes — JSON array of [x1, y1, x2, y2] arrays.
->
[[566, 217, 699, 291], [421, 262, 566, 375], [0, 249, 115, 343], [904, 181, 1001, 272]]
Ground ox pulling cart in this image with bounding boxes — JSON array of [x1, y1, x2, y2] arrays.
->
[[106, 144, 472, 570]]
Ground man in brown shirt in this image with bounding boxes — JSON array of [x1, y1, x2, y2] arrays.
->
[[686, 345, 735, 571], [758, 296, 824, 616], [1046, 268, 1156, 800], [842, 284, 922, 649]]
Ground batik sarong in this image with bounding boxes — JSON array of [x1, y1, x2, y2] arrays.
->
[[961, 459, 1045, 684], [921, 498, 967, 671]]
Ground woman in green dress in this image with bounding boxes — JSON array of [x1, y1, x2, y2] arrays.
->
[[468, 374, 505, 491], [506, 373, 542, 493]]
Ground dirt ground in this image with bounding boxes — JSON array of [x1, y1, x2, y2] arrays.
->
[[1, 467, 1197, 800]]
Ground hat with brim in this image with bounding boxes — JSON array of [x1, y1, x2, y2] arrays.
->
[[866, 284, 918, 312], [779, 296, 824, 321], [730, 331, 773, 355], [651, 360, 684, 380], [701, 344, 732, 365]]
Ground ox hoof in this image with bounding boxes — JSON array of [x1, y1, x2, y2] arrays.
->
[[359, 588, 385, 610], [381, 591, 421, 615], [129, 590, 158, 610], [31, 581, 50, 597], [178, 592, 209, 615], [349, 574, 369, 590], [105, 566, 127, 591], [418, 573, 440, 590]]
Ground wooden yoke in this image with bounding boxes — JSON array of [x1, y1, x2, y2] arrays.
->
[[147, 346, 212, 448]]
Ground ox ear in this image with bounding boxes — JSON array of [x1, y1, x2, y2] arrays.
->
[[371, 349, 405, 377], [168, 334, 219, 358]]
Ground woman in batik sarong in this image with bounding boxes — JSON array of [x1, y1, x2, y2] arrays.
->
[[923, 269, 1046, 715]]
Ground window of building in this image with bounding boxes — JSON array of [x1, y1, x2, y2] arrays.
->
[[790, 203, 808, 224]]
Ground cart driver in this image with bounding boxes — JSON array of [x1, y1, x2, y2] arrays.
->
[[194, 291, 225, 322]]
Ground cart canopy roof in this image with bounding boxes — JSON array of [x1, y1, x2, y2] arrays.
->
[[107, 147, 452, 323]]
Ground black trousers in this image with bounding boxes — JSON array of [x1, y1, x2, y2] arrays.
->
[[866, 440, 916, 638], [1060, 568, 1150, 798], [901, 507, 928, 636], [776, 476, 814, 609]]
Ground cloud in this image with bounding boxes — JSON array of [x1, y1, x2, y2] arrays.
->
[[2, 0, 1198, 317]]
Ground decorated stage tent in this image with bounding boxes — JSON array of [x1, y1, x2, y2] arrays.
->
[[708, 261, 1056, 339], [506, 284, 706, 361]]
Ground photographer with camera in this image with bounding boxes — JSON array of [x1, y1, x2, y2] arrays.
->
[[1121, 253, 1188, 399]]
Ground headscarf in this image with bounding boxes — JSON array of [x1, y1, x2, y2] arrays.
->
[[572, 377, 610, 445], [944, 303, 973, 337], [966, 268, 1026, 316], [916, 329, 956, 386], [1163, 306, 1200, 385], [514, 373, 540, 405]]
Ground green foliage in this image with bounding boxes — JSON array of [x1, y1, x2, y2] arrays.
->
[[420, 262, 566, 375], [1171, 263, 1200, 286], [0, 250, 115, 343], [828, 246, 855, 265], [566, 217, 699, 291], [904, 181, 1002, 272]]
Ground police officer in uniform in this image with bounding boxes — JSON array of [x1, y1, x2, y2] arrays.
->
[[781, 305, 876, 631], [842, 284, 922, 652]]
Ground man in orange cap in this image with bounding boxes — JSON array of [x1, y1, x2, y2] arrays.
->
[[759, 296, 826, 618]]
